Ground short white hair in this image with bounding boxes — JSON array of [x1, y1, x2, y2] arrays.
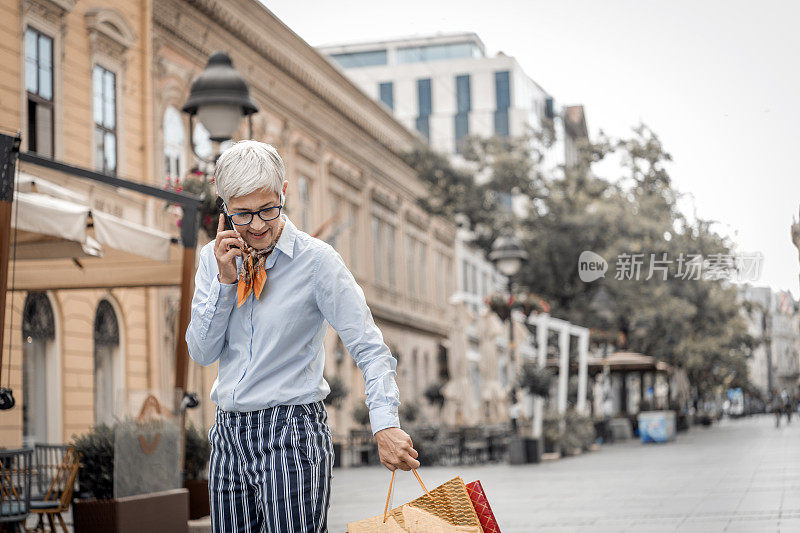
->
[[214, 140, 286, 204]]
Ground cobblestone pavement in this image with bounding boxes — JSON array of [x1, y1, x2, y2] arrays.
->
[[329, 414, 800, 532]]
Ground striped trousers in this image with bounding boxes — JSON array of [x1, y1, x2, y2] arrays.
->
[[209, 402, 334, 533]]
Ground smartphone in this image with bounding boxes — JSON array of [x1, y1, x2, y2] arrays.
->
[[216, 196, 240, 247]]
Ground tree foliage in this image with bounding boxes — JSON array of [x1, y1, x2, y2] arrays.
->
[[404, 122, 756, 398]]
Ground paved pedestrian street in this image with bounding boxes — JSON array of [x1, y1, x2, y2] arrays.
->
[[329, 415, 800, 532]]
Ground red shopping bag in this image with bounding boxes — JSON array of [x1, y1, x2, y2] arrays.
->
[[465, 480, 501, 533]]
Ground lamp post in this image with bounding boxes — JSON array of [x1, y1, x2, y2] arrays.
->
[[182, 51, 259, 164], [489, 231, 528, 376], [490, 231, 529, 463], [590, 285, 617, 422], [175, 51, 259, 398]]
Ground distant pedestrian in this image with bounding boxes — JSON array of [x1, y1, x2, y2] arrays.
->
[[783, 390, 793, 424], [509, 393, 521, 434]]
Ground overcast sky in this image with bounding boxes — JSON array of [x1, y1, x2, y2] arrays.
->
[[264, 0, 800, 294]]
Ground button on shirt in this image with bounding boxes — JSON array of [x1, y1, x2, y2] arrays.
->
[[186, 214, 401, 434]]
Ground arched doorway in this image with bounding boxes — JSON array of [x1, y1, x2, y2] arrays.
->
[[22, 292, 56, 445], [94, 299, 121, 425]]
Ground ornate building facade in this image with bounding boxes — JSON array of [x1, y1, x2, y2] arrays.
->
[[1, 0, 462, 454]]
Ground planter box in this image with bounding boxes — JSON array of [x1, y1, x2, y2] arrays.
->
[[637, 411, 676, 443], [508, 437, 540, 464], [184, 480, 210, 520], [543, 438, 558, 454], [593, 419, 613, 444], [73, 488, 189, 533], [524, 438, 541, 464], [609, 418, 633, 440], [333, 443, 342, 468]]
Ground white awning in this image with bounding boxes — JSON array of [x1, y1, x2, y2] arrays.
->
[[92, 211, 172, 262], [12, 191, 89, 243], [11, 175, 174, 263], [17, 172, 89, 203]]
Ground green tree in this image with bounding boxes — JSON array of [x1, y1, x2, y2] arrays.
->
[[404, 122, 756, 399]]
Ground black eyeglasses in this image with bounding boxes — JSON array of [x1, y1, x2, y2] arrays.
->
[[225, 205, 282, 226]]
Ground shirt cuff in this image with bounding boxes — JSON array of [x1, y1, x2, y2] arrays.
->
[[369, 404, 400, 435], [216, 274, 238, 305]]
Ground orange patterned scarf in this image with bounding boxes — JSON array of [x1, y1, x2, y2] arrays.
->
[[236, 225, 283, 308]]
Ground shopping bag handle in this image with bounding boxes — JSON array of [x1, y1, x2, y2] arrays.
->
[[383, 468, 430, 523]]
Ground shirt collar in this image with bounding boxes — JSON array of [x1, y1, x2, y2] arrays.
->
[[275, 213, 297, 259]]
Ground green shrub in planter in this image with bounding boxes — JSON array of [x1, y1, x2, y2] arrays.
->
[[184, 424, 210, 481], [423, 382, 446, 409], [72, 424, 115, 499], [352, 403, 371, 427], [72, 423, 192, 531], [543, 413, 563, 453], [323, 375, 349, 408], [184, 424, 211, 520], [400, 402, 420, 425], [519, 363, 554, 398]]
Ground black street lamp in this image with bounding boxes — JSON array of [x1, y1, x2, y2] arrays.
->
[[182, 51, 259, 163], [174, 50, 259, 408], [590, 285, 616, 356], [489, 231, 528, 385]]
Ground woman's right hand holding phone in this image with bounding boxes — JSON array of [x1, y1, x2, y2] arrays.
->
[[215, 213, 243, 284]]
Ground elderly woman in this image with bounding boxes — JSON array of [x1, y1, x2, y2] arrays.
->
[[186, 140, 418, 532]]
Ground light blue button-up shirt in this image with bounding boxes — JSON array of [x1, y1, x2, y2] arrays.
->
[[186, 214, 401, 434]]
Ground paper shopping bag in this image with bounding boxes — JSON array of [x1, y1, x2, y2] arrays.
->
[[347, 469, 484, 533], [465, 481, 501, 533]]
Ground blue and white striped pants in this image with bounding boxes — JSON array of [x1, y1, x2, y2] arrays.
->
[[208, 402, 334, 532]]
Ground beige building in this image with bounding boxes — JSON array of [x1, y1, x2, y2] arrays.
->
[[1, 0, 460, 452]]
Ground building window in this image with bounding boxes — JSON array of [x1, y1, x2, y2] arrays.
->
[[163, 106, 185, 184], [93, 65, 117, 173], [435, 252, 442, 306], [437, 344, 450, 381], [470, 362, 481, 405], [498, 352, 508, 389], [379, 81, 394, 111], [470, 264, 478, 296], [397, 42, 482, 64], [386, 223, 396, 289], [94, 300, 120, 426], [446, 257, 453, 303], [193, 121, 213, 166], [329, 49, 387, 68], [297, 176, 310, 230], [372, 217, 383, 283], [494, 70, 511, 136], [418, 241, 427, 300], [462, 259, 469, 293], [348, 202, 359, 272], [412, 349, 419, 397], [22, 292, 56, 446], [455, 74, 470, 153], [329, 194, 342, 251], [407, 235, 416, 298], [416, 78, 432, 140], [25, 27, 54, 157]]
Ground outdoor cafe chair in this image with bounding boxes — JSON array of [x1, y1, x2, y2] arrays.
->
[[32, 445, 72, 502], [29, 447, 80, 533], [0, 448, 33, 533]]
